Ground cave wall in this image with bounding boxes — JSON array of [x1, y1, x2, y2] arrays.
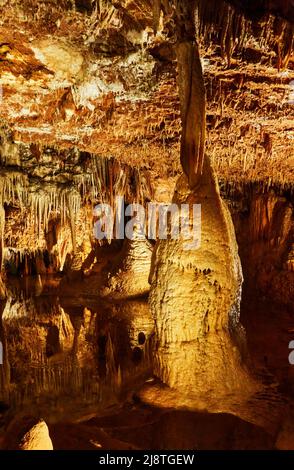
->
[[224, 185, 294, 310]]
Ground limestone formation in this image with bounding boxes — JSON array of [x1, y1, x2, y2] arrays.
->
[[99, 237, 153, 299], [19, 420, 53, 450], [0, 0, 292, 451], [147, 156, 259, 413]]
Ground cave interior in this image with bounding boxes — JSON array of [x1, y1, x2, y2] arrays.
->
[[0, 0, 293, 451]]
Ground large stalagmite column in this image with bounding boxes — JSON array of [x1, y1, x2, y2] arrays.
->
[[149, 157, 258, 409], [146, 0, 259, 413]]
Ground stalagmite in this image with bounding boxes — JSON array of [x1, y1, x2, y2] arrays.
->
[[147, 156, 259, 414], [142, 0, 260, 420]]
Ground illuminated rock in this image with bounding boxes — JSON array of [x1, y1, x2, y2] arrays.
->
[[148, 156, 259, 413], [19, 420, 53, 450], [100, 236, 153, 300]]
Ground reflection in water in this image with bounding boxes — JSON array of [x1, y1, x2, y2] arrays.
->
[[0, 287, 154, 422], [0, 277, 292, 450]]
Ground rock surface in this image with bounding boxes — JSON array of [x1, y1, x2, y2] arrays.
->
[[147, 156, 260, 414], [19, 420, 53, 450], [100, 237, 153, 299]]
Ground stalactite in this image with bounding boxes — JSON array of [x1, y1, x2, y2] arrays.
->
[[220, 3, 230, 63], [0, 172, 28, 208], [4, 247, 59, 276], [176, 41, 206, 188], [0, 126, 153, 260], [196, 0, 293, 70], [85, 154, 153, 206], [152, 0, 161, 34], [30, 190, 52, 238], [63, 188, 81, 253]]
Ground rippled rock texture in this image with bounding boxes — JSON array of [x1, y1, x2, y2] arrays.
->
[[147, 156, 260, 413]]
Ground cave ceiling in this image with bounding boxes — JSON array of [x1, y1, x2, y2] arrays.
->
[[0, 0, 293, 191]]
